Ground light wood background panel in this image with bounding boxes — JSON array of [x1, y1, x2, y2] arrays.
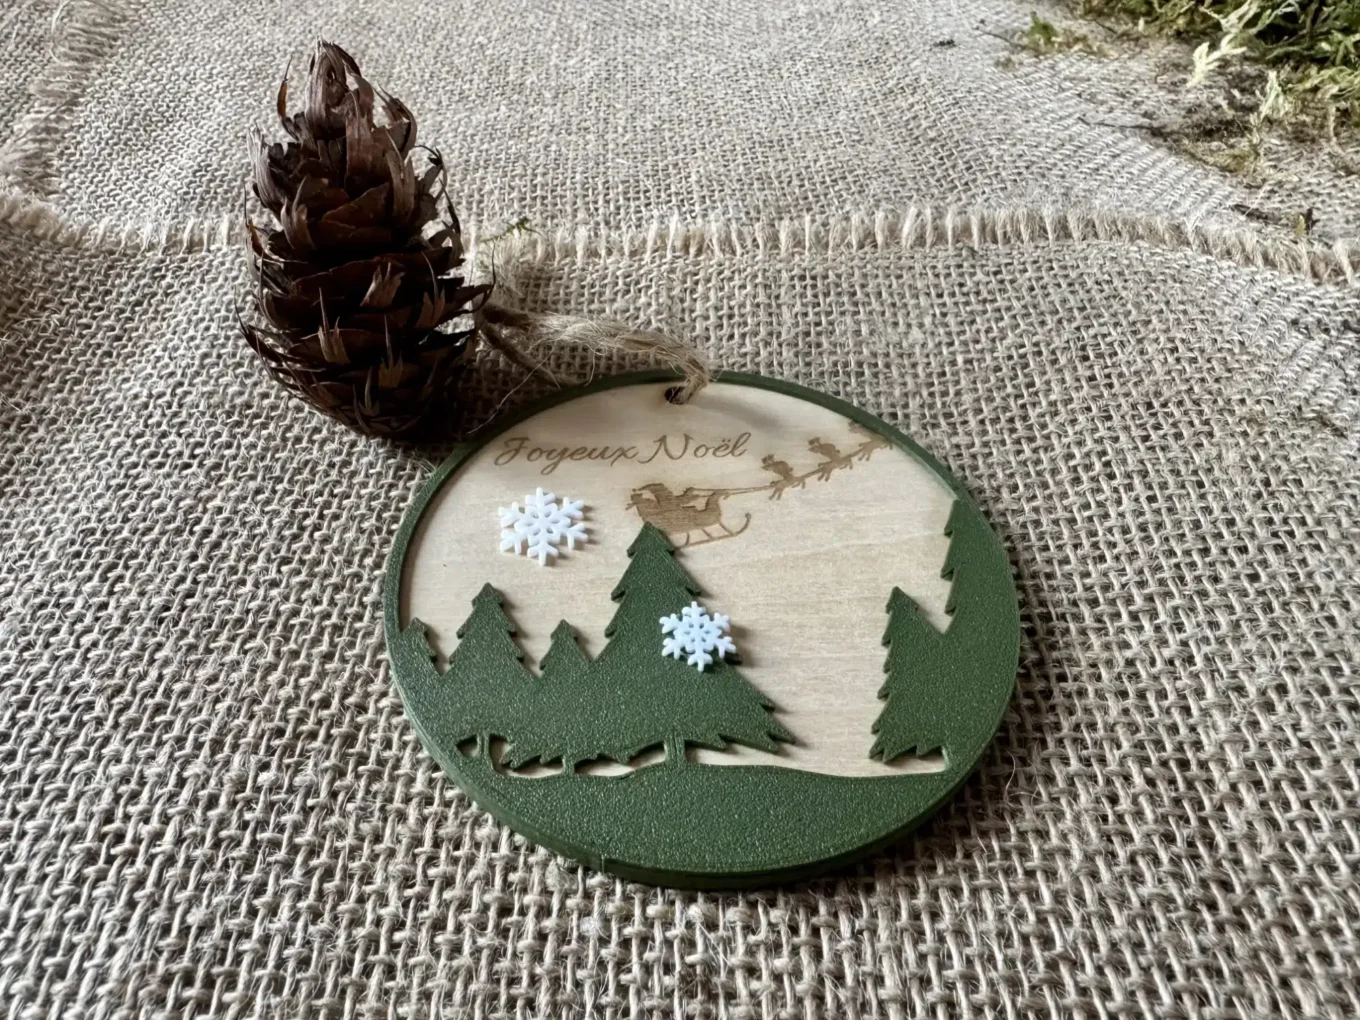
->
[[404, 382, 956, 776]]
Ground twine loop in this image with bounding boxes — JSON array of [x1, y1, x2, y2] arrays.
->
[[472, 229, 710, 404]]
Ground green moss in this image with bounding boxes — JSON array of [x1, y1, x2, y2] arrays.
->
[[476, 215, 534, 246], [1015, 12, 1112, 54], [1010, 2, 1360, 172], [1080, 0, 1358, 76]]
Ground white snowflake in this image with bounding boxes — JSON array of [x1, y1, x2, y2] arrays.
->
[[498, 488, 588, 565], [660, 601, 737, 671]]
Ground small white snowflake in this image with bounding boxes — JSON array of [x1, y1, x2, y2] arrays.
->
[[660, 601, 737, 671], [498, 488, 588, 565]]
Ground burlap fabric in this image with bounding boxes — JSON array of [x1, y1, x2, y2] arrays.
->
[[2, 2, 1359, 1018]]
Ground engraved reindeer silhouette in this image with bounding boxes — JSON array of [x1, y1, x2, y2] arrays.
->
[[760, 455, 806, 500], [847, 420, 890, 460], [808, 437, 856, 481], [627, 484, 752, 547]]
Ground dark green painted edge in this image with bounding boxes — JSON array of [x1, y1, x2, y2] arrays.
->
[[382, 369, 1019, 889]]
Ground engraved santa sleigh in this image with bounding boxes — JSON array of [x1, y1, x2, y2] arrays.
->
[[626, 422, 888, 548]]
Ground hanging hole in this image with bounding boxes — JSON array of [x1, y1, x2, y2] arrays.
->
[[664, 385, 686, 405]]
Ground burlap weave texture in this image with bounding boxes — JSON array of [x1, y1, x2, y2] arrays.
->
[[5, 0, 1358, 236], [2, 2, 1359, 1018]]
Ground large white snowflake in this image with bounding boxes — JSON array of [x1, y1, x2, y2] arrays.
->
[[660, 601, 737, 671], [498, 488, 588, 565]]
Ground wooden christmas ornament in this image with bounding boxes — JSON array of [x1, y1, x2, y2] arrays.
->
[[386, 372, 1020, 887]]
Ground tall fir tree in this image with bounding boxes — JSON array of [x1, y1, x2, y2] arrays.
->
[[435, 582, 535, 754], [870, 499, 996, 761], [592, 523, 793, 766], [868, 588, 951, 760]]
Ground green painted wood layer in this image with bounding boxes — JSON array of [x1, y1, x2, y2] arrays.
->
[[384, 370, 1020, 888]]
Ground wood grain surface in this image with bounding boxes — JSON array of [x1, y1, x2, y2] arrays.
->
[[404, 381, 956, 776]]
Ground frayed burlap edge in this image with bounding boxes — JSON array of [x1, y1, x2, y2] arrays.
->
[[0, 0, 134, 195], [1, 193, 1358, 286]]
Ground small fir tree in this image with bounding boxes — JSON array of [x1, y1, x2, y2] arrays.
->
[[502, 622, 635, 774], [437, 583, 535, 755]]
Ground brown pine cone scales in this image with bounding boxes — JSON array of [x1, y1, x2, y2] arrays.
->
[[242, 42, 489, 438]]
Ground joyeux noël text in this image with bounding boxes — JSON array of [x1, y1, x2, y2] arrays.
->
[[493, 433, 752, 476]]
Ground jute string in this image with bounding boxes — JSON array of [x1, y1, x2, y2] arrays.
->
[[473, 231, 711, 405]]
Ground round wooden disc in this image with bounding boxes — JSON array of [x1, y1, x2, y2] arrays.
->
[[386, 372, 1018, 886]]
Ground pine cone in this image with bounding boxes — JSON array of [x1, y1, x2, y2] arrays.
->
[[242, 42, 489, 438]]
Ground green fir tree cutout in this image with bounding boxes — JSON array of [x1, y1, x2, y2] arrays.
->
[[402, 583, 535, 756], [501, 622, 635, 773], [870, 499, 996, 762], [422, 523, 794, 773], [586, 523, 793, 767]]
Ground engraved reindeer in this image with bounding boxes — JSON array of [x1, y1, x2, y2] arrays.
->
[[808, 437, 855, 481], [847, 420, 889, 460], [627, 484, 752, 548], [760, 455, 806, 500]]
